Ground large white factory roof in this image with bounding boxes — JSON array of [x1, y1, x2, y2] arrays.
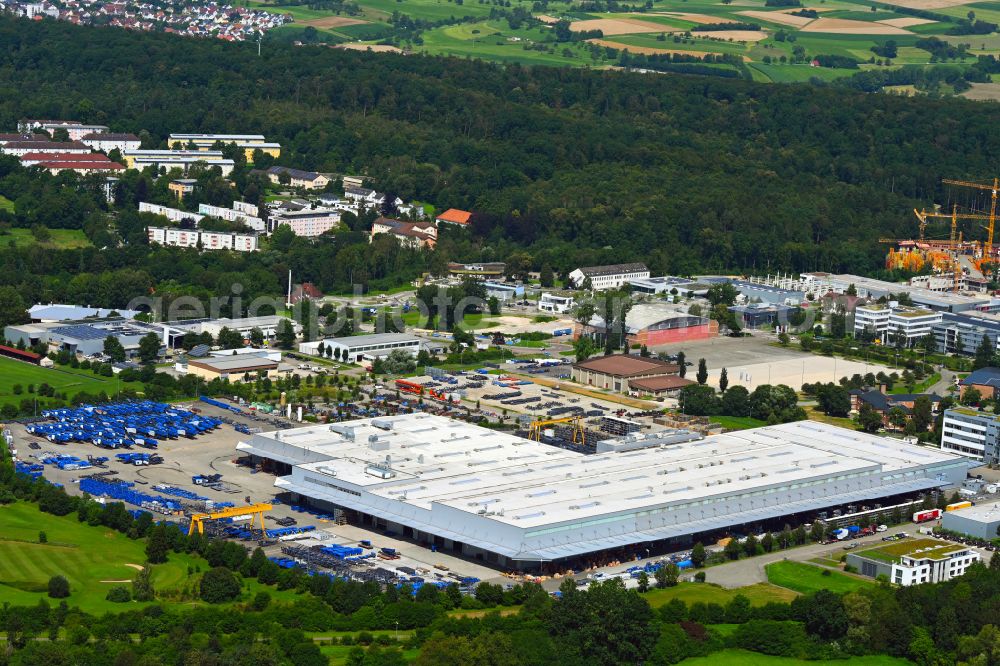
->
[[238, 414, 970, 562]]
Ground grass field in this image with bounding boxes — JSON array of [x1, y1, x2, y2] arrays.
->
[[709, 415, 767, 430], [0, 195, 13, 212], [0, 502, 193, 613], [644, 581, 798, 607], [0, 228, 91, 249], [0, 357, 142, 407], [765, 561, 876, 595], [680, 649, 913, 665]]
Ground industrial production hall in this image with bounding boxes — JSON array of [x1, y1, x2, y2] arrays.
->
[[236, 414, 970, 569]]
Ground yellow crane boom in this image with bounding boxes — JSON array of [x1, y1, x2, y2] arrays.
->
[[188, 502, 272, 536], [941, 178, 999, 254]]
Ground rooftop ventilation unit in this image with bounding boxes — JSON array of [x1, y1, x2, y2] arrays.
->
[[371, 418, 393, 431], [329, 424, 355, 441]]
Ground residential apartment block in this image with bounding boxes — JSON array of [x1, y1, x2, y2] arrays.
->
[[147, 227, 259, 252]]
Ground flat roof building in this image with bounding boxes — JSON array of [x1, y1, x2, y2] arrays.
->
[[940, 407, 1000, 464], [846, 538, 980, 586], [569, 263, 650, 290], [941, 502, 1000, 540], [237, 415, 969, 568], [299, 333, 422, 363], [182, 354, 280, 382]]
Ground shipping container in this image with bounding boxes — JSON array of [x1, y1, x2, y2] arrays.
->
[[945, 501, 973, 512]]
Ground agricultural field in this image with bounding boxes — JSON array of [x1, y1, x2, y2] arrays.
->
[[765, 560, 877, 595], [0, 357, 142, 407], [254, 0, 1000, 86]]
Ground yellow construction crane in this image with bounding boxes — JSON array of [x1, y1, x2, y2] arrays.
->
[[188, 502, 272, 536], [913, 207, 992, 246], [528, 416, 586, 446], [942, 178, 999, 254]]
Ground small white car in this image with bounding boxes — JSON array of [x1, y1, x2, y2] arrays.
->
[[876, 524, 888, 532]]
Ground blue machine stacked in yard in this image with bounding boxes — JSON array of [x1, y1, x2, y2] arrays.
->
[[79, 477, 183, 514], [29, 401, 221, 448]]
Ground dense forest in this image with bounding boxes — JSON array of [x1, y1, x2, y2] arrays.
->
[[0, 17, 1000, 308]]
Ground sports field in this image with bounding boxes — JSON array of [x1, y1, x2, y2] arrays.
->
[[765, 560, 876, 595], [0, 357, 139, 407]]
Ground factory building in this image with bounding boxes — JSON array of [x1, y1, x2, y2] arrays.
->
[[237, 415, 970, 568], [4, 318, 164, 357], [298, 333, 422, 363]]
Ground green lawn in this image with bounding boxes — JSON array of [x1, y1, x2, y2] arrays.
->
[[0, 227, 91, 249], [0, 502, 304, 614], [680, 649, 912, 665], [888, 372, 940, 395], [643, 581, 798, 608], [709, 415, 767, 431], [765, 561, 875, 595], [0, 358, 143, 408], [0, 195, 13, 212]]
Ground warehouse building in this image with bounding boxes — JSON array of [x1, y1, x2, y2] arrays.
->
[[941, 502, 1000, 540], [628, 276, 711, 297], [800, 273, 996, 314], [5, 318, 164, 357], [576, 303, 717, 347], [28, 304, 140, 322], [572, 353, 680, 393], [179, 354, 280, 382], [298, 333, 422, 363], [569, 263, 649, 290], [236, 415, 970, 568]]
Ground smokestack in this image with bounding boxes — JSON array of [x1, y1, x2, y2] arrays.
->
[[286, 269, 292, 308]]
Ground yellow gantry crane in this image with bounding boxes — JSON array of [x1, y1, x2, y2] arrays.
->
[[188, 502, 272, 536], [942, 178, 999, 255], [528, 416, 586, 446]]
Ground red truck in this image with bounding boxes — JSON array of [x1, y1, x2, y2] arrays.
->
[[912, 508, 943, 523]]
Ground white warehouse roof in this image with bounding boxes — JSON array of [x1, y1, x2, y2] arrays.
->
[[237, 415, 970, 562]]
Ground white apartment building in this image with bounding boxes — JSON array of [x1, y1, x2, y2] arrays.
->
[[139, 202, 204, 224], [853, 303, 941, 347], [124, 149, 235, 176], [270, 208, 342, 237], [848, 539, 981, 586], [569, 263, 650, 290], [147, 227, 259, 252], [19, 121, 110, 141], [198, 202, 266, 232], [81, 133, 141, 153], [539, 293, 575, 314]]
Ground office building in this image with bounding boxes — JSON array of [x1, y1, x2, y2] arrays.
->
[[940, 407, 1000, 464]]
